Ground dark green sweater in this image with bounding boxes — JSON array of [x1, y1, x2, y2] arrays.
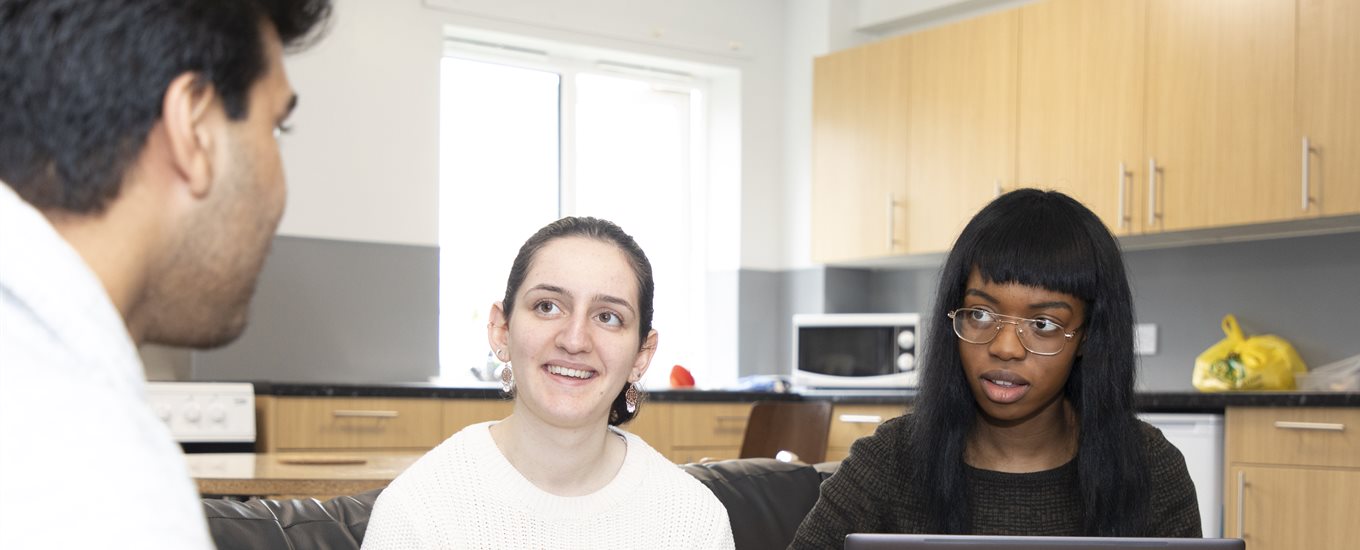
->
[[789, 415, 1202, 548]]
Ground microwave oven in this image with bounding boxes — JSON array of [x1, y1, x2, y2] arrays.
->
[[792, 313, 921, 389]]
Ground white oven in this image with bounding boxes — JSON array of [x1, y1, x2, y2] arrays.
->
[[145, 382, 256, 453]]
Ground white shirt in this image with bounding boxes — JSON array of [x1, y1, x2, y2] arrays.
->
[[363, 421, 735, 549], [0, 182, 213, 549]]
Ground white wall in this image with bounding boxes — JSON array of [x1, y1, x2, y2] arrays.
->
[[280, 0, 790, 272]]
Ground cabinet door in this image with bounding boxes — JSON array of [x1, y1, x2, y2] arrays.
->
[[905, 10, 1018, 254], [1146, 0, 1299, 231], [1299, 0, 1360, 217], [811, 37, 910, 263], [1017, 0, 1147, 235], [1225, 465, 1360, 549]]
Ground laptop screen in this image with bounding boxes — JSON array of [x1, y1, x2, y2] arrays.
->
[[844, 534, 1245, 550]]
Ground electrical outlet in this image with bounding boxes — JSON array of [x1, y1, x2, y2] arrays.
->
[[1135, 323, 1158, 356]]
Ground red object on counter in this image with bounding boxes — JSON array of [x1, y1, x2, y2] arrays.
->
[[669, 365, 695, 388]]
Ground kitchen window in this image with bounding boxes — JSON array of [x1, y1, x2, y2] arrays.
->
[[437, 34, 712, 388]]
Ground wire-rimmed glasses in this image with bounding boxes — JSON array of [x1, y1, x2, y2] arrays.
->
[[947, 307, 1078, 356]]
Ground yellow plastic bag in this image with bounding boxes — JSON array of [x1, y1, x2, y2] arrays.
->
[[1192, 314, 1307, 391]]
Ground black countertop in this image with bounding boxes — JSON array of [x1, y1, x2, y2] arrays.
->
[[252, 382, 1359, 411]]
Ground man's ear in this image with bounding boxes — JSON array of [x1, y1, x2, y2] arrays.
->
[[161, 73, 220, 198]]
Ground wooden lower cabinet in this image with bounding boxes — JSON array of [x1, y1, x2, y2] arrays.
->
[[667, 402, 752, 463], [441, 399, 513, 440], [263, 396, 445, 452], [1225, 464, 1360, 549], [1223, 406, 1360, 549], [826, 404, 909, 462]]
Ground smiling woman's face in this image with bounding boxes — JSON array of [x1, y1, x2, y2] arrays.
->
[[491, 236, 654, 429], [958, 269, 1085, 426]]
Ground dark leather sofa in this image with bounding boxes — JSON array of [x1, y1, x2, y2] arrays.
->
[[203, 458, 838, 550]]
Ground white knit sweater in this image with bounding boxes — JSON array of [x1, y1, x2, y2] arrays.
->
[[362, 421, 735, 549]]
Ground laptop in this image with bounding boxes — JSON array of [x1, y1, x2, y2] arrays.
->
[[845, 534, 1245, 550]]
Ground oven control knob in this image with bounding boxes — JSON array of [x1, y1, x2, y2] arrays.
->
[[183, 403, 201, 423], [897, 352, 916, 372], [207, 404, 227, 423], [154, 404, 172, 423], [896, 330, 916, 350]]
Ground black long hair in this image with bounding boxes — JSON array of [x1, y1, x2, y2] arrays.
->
[[501, 216, 655, 426], [908, 189, 1147, 536]]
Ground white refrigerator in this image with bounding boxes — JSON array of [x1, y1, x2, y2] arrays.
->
[[1139, 413, 1224, 537]]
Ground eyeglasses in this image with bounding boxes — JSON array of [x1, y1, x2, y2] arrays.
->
[[947, 308, 1078, 356]]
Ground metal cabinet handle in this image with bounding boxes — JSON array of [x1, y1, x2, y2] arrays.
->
[[838, 414, 884, 424], [1237, 470, 1246, 539], [1117, 162, 1130, 229], [887, 193, 899, 251], [1147, 158, 1159, 226], [715, 415, 748, 422], [1273, 420, 1345, 431], [332, 410, 400, 418], [1302, 137, 1313, 211]]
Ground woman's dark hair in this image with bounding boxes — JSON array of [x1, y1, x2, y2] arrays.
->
[[909, 189, 1147, 536], [0, 0, 331, 213], [502, 216, 655, 426]]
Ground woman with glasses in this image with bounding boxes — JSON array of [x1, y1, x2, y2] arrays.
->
[[791, 190, 1200, 547]]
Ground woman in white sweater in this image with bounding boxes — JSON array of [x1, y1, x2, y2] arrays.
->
[[363, 217, 734, 549]]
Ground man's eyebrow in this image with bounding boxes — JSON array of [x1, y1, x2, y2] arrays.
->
[[281, 94, 298, 119]]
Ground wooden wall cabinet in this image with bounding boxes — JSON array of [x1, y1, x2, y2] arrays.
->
[[1016, 0, 1147, 236], [1145, 0, 1301, 232], [903, 10, 1018, 255], [811, 0, 1359, 262], [1223, 407, 1360, 550], [811, 37, 910, 263], [1298, 0, 1360, 217]]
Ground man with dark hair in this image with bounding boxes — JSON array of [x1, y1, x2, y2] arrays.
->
[[0, 0, 331, 546]]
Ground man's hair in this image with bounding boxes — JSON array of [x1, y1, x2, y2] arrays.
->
[[0, 0, 332, 213]]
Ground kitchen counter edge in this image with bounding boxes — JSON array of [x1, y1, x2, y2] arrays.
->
[[248, 383, 1359, 410]]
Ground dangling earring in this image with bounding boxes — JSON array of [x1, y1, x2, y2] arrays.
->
[[624, 382, 639, 413], [500, 363, 515, 393], [494, 348, 507, 362]]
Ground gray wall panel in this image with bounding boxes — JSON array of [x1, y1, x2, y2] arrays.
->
[[738, 269, 782, 377], [834, 232, 1360, 391], [192, 236, 438, 383]]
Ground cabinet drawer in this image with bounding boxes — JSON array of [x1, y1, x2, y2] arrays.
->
[[828, 404, 907, 450], [1226, 407, 1360, 468], [670, 403, 752, 448], [273, 397, 444, 451]]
